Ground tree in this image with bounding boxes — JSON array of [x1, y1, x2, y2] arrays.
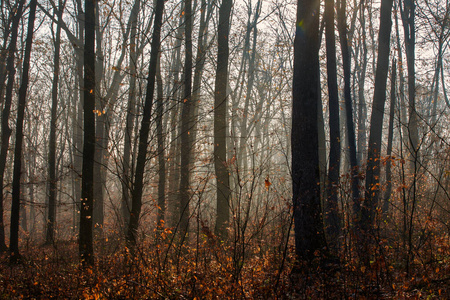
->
[[126, 0, 165, 247], [291, 0, 327, 262], [179, 0, 193, 240], [156, 57, 165, 228], [121, 0, 142, 232], [324, 0, 341, 252], [79, 0, 96, 265], [362, 0, 394, 233], [0, 0, 23, 253], [337, 0, 361, 219], [400, 0, 419, 164], [10, 0, 37, 263], [46, 0, 65, 245], [214, 0, 233, 239], [383, 58, 397, 216]]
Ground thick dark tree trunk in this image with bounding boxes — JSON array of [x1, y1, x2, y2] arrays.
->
[[0, 0, 24, 253], [178, 0, 193, 240], [126, 0, 165, 247], [324, 0, 341, 253], [214, 0, 233, 239], [46, 0, 64, 245], [10, 0, 37, 263], [79, 0, 96, 265], [292, 0, 328, 263]]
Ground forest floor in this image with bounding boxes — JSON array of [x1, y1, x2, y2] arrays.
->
[[0, 236, 450, 299]]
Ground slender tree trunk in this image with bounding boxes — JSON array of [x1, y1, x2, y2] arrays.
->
[[191, 0, 212, 154], [357, 1, 368, 164], [0, 1, 16, 105], [93, 0, 105, 233], [126, 0, 165, 247], [0, 0, 23, 253], [394, 0, 407, 144], [121, 0, 141, 232], [167, 13, 183, 228], [292, 0, 328, 263], [20, 158, 27, 233], [10, 0, 37, 263], [214, 0, 233, 239], [179, 0, 193, 241], [318, 94, 327, 201], [324, 0, 341, 253], [72, 15, 84, 234], [362, 0, 394, 231], [240, 0, 261, 176], [383, 58, 397, 216], [46, 0, 64, 245], [79, 0, 96, 265], [430, 38, 443, 125], [156, 58, 165, 227], [400, 0, 419, 165], [337, 0, 361, 219]]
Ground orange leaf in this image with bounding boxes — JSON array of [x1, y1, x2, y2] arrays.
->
[[265, 178, 271, 190]]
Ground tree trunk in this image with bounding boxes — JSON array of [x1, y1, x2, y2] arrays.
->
[[292, 0, 328, 263], [0, 0, 23, 253], [126, 0, 165, 247], [79, 0, 96, 265], [93, 0, 105, 233], [178, 0, 193, 241], [191, 0, 213, 157], [383, 58, 397, 216], [46, 0, 64, 245], [400, 0, 419, 165], [167, 13, 184, 228], [214, 0, 233, 239], [239, 0, 261, 177], [324, 0, 341, 253], [362, 0, 394, 231], [10, 0, 37, 263], [121, 0, 141, 233], [156, 58, 165, 227], [337, 0, 361, 219], [357, 1, 368, 164]]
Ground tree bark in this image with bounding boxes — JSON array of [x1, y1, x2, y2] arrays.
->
[[337, 0, 361, 219], [362, 0, 394, 231], [10, 0, 37, 263], [383, 58, 397, 216], [156, 58, 165, 227], [324, 0, 341, 253], [178, 0, 193, 240], [46, 0, 64, 245], [121, 0, 141, 233], [214, 0, 233, 239], [126, 0, 165, 247], [400, 0, 419, 165], [356, 1, 368, 164], [0, 0, 23, 253], [292, 0, 328, 262], [79, 0, 96, 265]]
